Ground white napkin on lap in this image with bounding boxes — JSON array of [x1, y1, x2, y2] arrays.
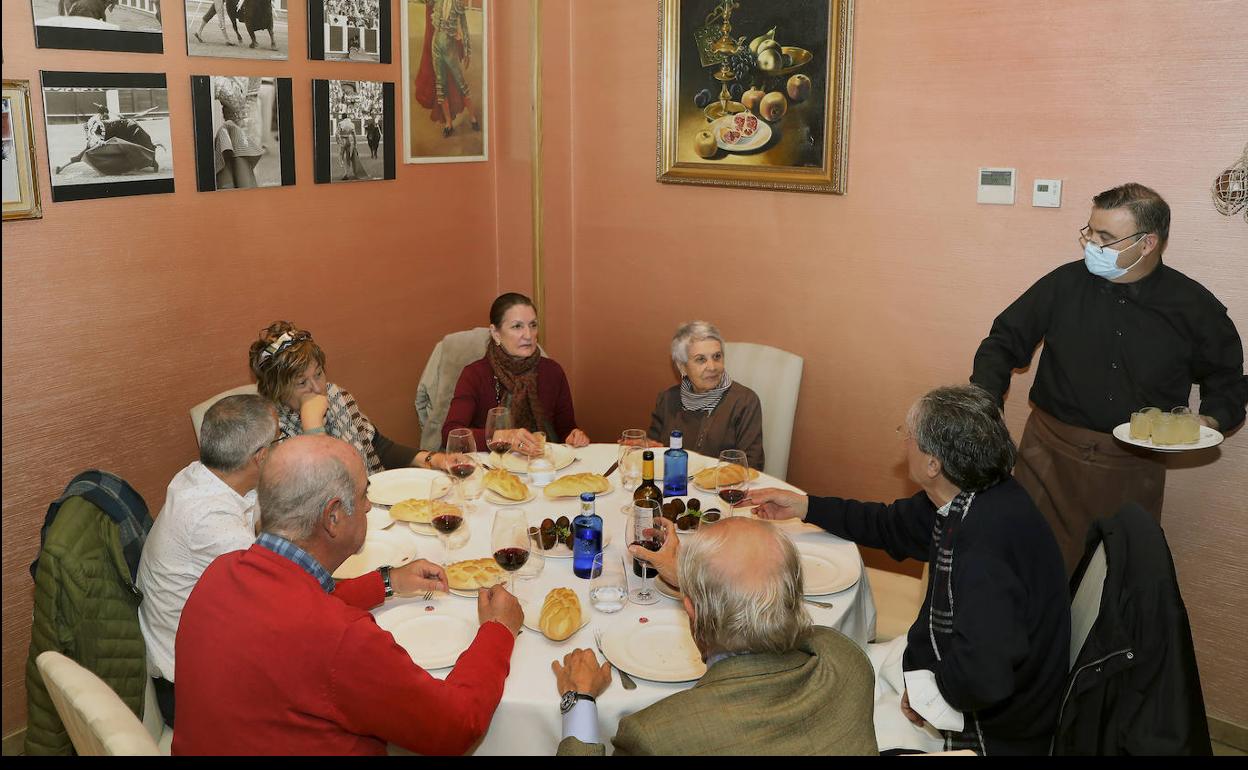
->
[[903, 669, 965, 732]]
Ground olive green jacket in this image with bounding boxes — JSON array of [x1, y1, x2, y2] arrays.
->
[[557, 626, 878, 756], [24, 497, 149, 755]]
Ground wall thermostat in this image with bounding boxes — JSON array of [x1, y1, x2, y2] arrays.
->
[[1033, 178, 1062, 208], [977, 167, 1016, 205]]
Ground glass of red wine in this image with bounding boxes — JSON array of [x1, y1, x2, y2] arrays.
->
[[485, 407, 512, 457], [627, 499, 662, 605], [491, 508, 529, 594], [716, 450, 750, 518], [445, 428, 481, 500], [430, 477, 465, 564]]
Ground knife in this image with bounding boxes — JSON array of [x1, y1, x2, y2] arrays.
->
[[603, 460, 619, 478]]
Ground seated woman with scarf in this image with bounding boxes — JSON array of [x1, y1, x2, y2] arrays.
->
[[249, 321, 457, 474], [442, 293, 590, 454], [647, 320, 764, 471]]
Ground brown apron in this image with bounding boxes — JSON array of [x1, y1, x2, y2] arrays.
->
[[1014, 408, 1165, 577]]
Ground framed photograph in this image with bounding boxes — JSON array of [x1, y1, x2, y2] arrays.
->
[[401, 0, 488, 164], [191, 76, 295, 192], [308, 0, 390, 63], [4, 80, 44, 221], [185, 0, 289, 59], [311, 79, 395, 184], [657, 0, 855, 194], [41, 71, 175, 202], [31, 0, 164, 54]]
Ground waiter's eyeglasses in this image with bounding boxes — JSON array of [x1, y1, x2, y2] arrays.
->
[[1079, 225, 1145, 253]]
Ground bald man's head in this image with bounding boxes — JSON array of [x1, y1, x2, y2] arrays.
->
[[677, 517, 810, 657], [259, 435, 366, 543]]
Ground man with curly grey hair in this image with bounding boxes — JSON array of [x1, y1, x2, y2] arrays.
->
[[751, 384, 1069, 755], [550, 517, 877, 755]]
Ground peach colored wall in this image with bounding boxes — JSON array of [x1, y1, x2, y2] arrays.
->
[[0, 1, 503, 734], [526, 0, 1248, 725]]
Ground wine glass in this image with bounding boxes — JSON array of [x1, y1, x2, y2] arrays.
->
[[430, 479, 465, 565], [620, 428, 646, 448], [445, 428, 481, 499], [715, 449, 749, 518], [619, 444, 643, 492], [485, 407, 513, 457], [627, 499, 662, 605], [491, 508, 530, 594], [516, 508, 545, 582]]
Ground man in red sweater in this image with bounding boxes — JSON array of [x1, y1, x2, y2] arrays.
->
[[173, 434, 523, 755]]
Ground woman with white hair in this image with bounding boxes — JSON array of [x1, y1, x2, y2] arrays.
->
[[647, 321, 764, 470]]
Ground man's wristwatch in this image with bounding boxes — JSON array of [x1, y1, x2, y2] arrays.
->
[[560, 691, 596, 715], [379, 565, 394, 598]]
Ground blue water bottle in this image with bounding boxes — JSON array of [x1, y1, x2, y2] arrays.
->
[[572, 492, 603, 579], [663, 430, 689, 497]]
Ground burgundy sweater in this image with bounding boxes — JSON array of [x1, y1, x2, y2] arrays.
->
[[442, 355, 580, 446], [172, 545, 514, 756]]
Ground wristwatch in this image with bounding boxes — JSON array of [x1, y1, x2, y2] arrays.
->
[[560, 691, 596, 715], [378, 565, 394, 598]]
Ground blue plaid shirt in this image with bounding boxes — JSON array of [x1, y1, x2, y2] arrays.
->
[[256, 533, 336, 593]]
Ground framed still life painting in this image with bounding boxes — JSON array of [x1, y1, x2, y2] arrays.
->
[[3, 80, 44, 221], [657, 0, 855, 194]]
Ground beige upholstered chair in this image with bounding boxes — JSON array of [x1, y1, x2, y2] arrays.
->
[[722, 342, 803, 481], [1069, 542, 1107, 669], [190, 384, 259, 444], [36, 651, 160, 756], [866, 564, 929, 643]]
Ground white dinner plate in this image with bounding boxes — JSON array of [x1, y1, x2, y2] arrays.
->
[[502, 444, 577, 474], [367, 468, 452, 507], [366, 505, 395, 531], [527, 518, 613, 559], [485, 486, 537, 506], [795, 541, 862, 595], [375, 604, 478, 670], [598, 609, 707, 683], [543, 477, 616, 500], [1112, 423, 1224, 453], [333, 528, 421, 579], [709, 112, 773, 153], [521, 585, 593, 638]]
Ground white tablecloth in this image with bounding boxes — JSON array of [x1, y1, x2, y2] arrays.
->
[[362, 444, 875, 755]]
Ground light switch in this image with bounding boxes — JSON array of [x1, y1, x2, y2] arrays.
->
[[1033, 179, 1062, 207], [977, 168, 1016, 205]]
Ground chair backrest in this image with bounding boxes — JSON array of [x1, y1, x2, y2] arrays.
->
[[723, 341, 804, 481], [36, 651, 160, 756], [1069, 541, 1108, 670], [416, 328, 492, 451], [189, 384, 259, 445]]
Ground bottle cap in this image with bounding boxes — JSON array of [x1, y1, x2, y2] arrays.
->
[[670, 430, 683, 449], [580, 492, 596, 503], [642, 450, 654, 460]]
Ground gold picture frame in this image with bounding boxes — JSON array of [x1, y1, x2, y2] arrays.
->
[[3, 79, 43, 221], [657, 0, 854, 194]]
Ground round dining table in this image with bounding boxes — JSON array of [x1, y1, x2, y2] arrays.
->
[[347, 444, 877, 756]]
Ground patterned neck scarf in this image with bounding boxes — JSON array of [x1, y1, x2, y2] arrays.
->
[[926, 490, 988, 755], [679, 373, 733, 413], [486, 339, 545, 433], [277, 382, 383, 475]]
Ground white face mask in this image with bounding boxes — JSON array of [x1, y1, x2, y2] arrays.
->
[[1084, 235, 1146, 280]]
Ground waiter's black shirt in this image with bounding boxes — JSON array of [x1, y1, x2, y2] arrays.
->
[[971, 260, 1247, 434]]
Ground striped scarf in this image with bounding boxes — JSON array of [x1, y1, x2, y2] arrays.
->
[[679, 373, 733, 412], [277, 382, 383, 475], [927, 490, 987, 755]]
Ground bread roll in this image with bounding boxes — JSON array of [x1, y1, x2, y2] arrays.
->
[[484, 467, 529, 501], [389, 498, 460, 524], [539, 588, 582, 641], [446, 558, 508, 590], [543, 473, 611, 499], [693, 463, 759, 488]]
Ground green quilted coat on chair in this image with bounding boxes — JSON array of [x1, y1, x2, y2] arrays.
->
[[24, 497, 149, 755]]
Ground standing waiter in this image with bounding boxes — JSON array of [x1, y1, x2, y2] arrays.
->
[[971, 183, 1247, 574]]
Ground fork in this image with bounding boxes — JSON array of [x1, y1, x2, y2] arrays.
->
[[420, 590, 434, 602], [803, 597, 835, 609], [594, 629, 637, 690]]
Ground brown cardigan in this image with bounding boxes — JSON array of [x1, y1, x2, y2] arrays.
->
[[647, 382, 765, 471]]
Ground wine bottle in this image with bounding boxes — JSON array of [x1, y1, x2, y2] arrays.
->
[[632, 450, 663, 506], [572, 493, 603, 579], [662, 430, 688, 497]]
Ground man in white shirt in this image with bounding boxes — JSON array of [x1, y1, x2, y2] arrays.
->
[[136, 394, 278, 727]]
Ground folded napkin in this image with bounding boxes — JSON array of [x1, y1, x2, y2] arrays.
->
[[867, 638, 945, 754], [903, 669, 965, 732]]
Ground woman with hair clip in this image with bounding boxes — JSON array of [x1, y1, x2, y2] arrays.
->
[[442, 293, 590, 454], [249, 321, 457, 474]]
